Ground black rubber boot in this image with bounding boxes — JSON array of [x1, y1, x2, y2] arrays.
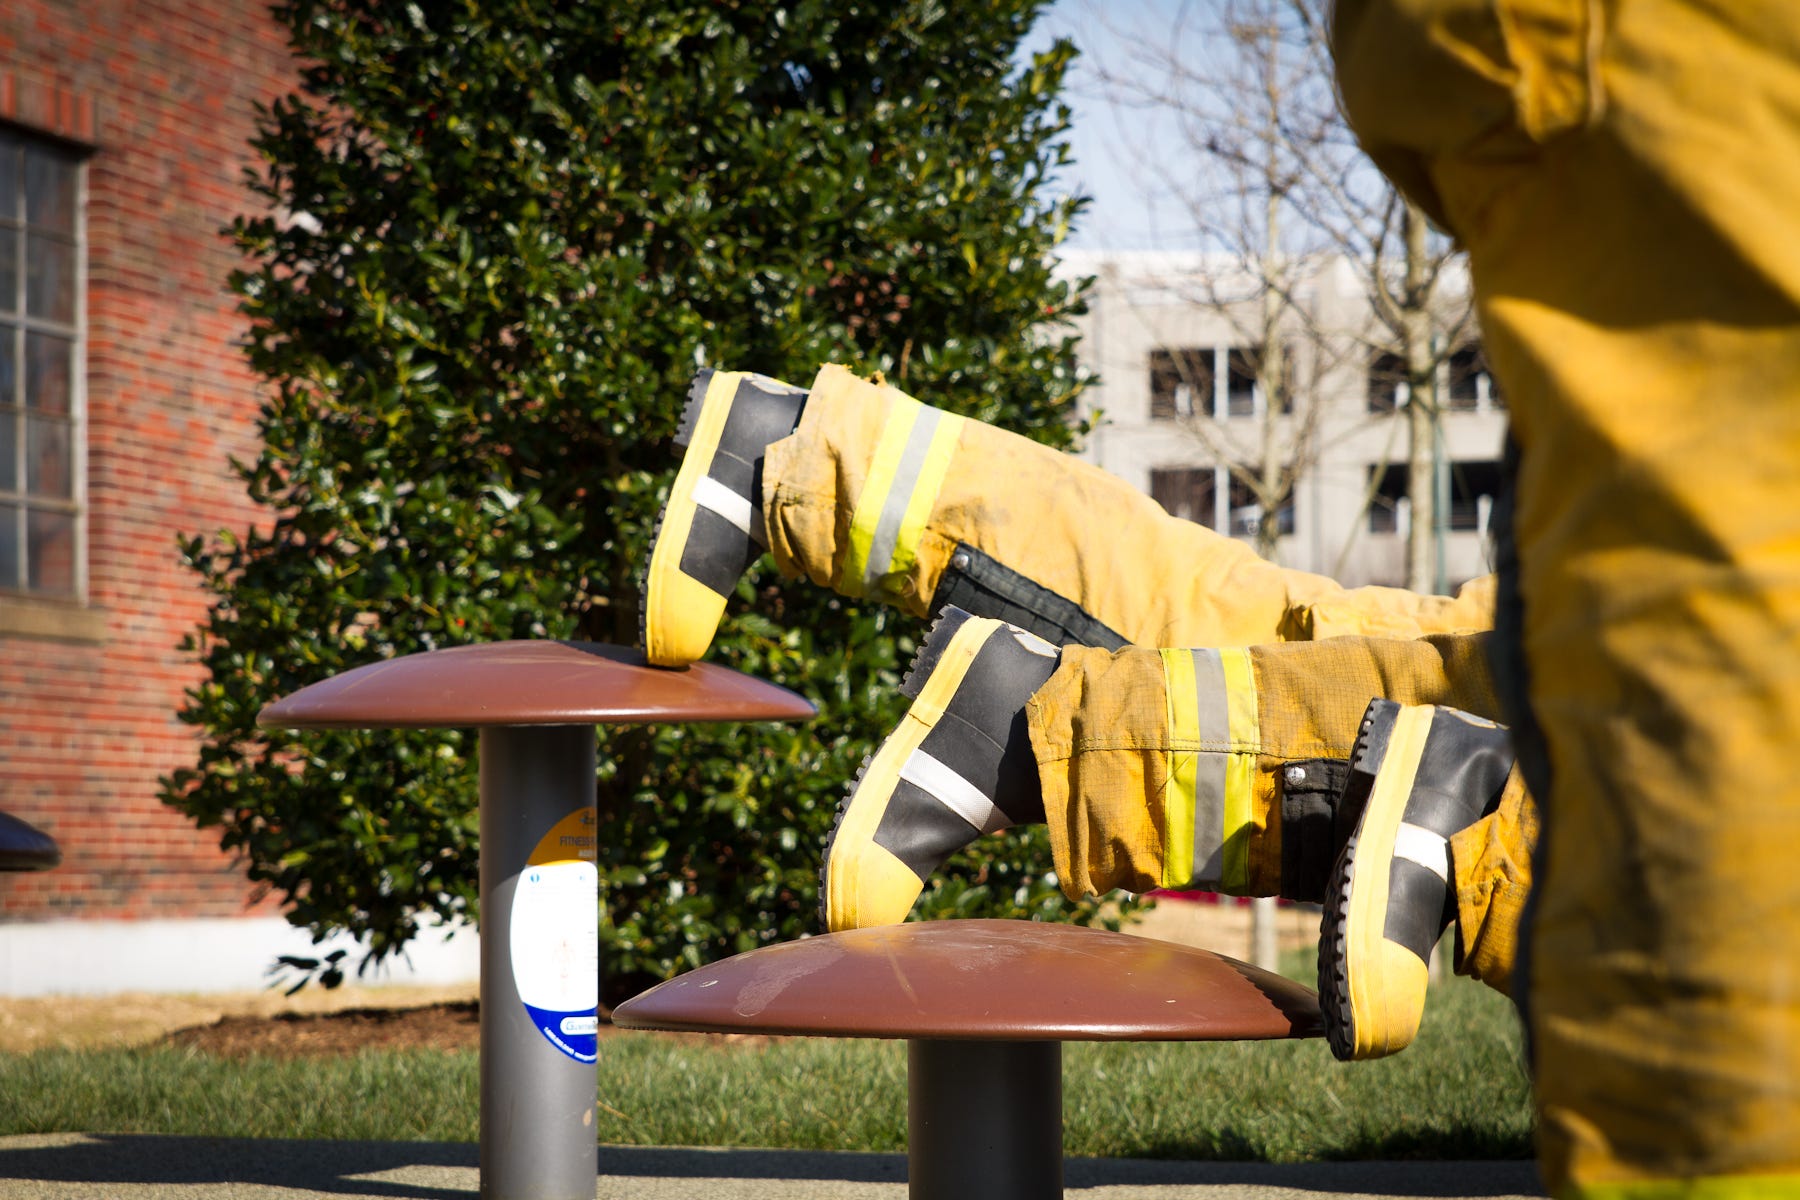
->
[[642, 368, 806, 666], [1318, 699, 1514, 1061], [819, 607, 1059, 931]]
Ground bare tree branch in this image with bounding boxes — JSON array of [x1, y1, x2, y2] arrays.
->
[[1077, 0, 1483, 586]]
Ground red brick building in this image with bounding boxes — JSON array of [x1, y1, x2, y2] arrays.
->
[[0, 3, 482, 992]]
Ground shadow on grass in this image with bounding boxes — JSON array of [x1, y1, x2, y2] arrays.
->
[[607, 1146, 1546, 1198], [1122, 1122, 1533, 1167], [1066, 1155, 1544, 1196], [0, 1133, 1546, 1197], [0, 1134, 478, 1199], [1335, 1125, 1535, 1163]]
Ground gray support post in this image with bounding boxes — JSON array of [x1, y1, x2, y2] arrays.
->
[[907, 1039, 1062, 1200], [479, 724, 599, 1200]]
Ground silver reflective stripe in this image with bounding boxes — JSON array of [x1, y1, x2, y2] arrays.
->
[[1006, 627, 1059, 659], [693, 475, 756, 537], [1393, 821, 1451, 882], [861, 406, 945, 593], [1190, 648, 1230, 884], [900, 748, 1009, 835]]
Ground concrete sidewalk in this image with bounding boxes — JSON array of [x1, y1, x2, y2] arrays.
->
[[0, 1133, 1544, 1199]]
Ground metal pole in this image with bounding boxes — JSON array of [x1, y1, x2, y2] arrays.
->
[[479, 724, 599, 1200], [907, 1039, 1062, 1200]]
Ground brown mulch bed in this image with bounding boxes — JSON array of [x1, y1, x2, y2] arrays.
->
[[47, 905, 1263, 1060], [160, 1002, 769, 1059], [166, 1001, 485, 1059]]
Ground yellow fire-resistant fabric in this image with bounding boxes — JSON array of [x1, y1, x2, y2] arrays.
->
[[1249, 632, 1503, 758], [1032, 633, 1523, 911], [1151, 647, 1263, 894], [764, 364, 1498, 640], [1028, 647, 1178, 903], [1335, 0, 1800, 1192], [1157, 648, 1203, 890], [1451, 766, 1535, 999], [1219, 648, 1260, 893], [758, 362, 1527, 978], [836, 391, 967, 602], [1254, 630, 1533, 992], [841, 393, 926, 597]]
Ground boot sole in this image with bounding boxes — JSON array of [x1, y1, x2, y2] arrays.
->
[[1319, 701, 1433, 1061], [818, 611, 993, 931]]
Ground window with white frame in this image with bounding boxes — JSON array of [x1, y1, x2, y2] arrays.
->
[[1149, 348, 1209, 419], [1152, 464, 1294, 537], [1223, 348, 1259, 417], [1149, 465, 1215, 525], [1226, 468, 1295, 538], [0, 129, 83, 599], [1368, 350, 1407, 413], [1368, 462, 1409, 532], [1446, 343, 1504, 411], [1367, 460, 1502, 535], [1150, 345, 1282, 420], [1369, 344, 1504, 414], [1444, 459, 1503, 530]]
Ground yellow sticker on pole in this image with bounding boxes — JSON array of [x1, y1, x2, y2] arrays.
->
[[528, 807, 598, 867]]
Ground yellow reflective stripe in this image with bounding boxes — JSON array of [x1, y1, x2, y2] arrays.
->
[[889, 411, 965, 585], [842, 393, 923, 598], [1152, 647, 1261, 893], [1158, 647, 1198, 888], [1219, 646, 1260, 893]]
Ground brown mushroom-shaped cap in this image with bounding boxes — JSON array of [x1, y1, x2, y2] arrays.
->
[[257, 641, 816, 730], [0, 811, 62, 873], [613, 919, 1322, 1042]]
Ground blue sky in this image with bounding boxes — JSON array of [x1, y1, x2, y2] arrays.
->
[[1027, 0, 1194, 250]]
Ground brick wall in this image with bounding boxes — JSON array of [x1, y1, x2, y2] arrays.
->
[[0, 1, 296, 920]]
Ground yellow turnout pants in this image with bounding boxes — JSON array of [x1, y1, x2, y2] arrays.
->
[[1334, 0, 1800, 1193], [762, 364, 1532, 994]]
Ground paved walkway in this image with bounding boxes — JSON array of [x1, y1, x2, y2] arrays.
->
[[0, 1134, 1544, 1199]]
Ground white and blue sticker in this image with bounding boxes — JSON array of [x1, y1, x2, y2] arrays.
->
[[510, 850, 599, 1064]]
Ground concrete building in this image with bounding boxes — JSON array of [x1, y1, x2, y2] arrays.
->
[[1061, 250, 1509, 594]]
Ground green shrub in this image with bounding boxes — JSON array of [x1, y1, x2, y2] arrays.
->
[[164, 0, 1110, 996]]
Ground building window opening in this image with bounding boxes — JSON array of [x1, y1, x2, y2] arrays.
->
[[1225, 348, 1259, 417], [1447, 344, 1503, 411], [1447, 459, 1503, 531], [1368, 463, 1408, 533], [1368, 351, 1407, 413], [1151, 345, 1283, 420], [1149, 348, 1210, 420], [1150, 466, 1216, 526], [1153, 465, 1293, 537], [0, 130, 84, 599], [1227, 468, 1295, 538], [1368, 459, 1503, 535]]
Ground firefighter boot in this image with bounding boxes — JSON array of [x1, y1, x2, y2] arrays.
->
[[1319, 699, 1514, 1061], [643, 367, 807, 666], [821, 607, 1060, 931]]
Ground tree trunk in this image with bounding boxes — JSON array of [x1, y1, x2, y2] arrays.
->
[[1247, 44, 1288, 971], [1400, 208, 1451, 981], [1401, 200, 1438, 595]]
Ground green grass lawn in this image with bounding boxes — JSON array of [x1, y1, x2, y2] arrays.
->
[[0, 970, 1532, 1160]]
